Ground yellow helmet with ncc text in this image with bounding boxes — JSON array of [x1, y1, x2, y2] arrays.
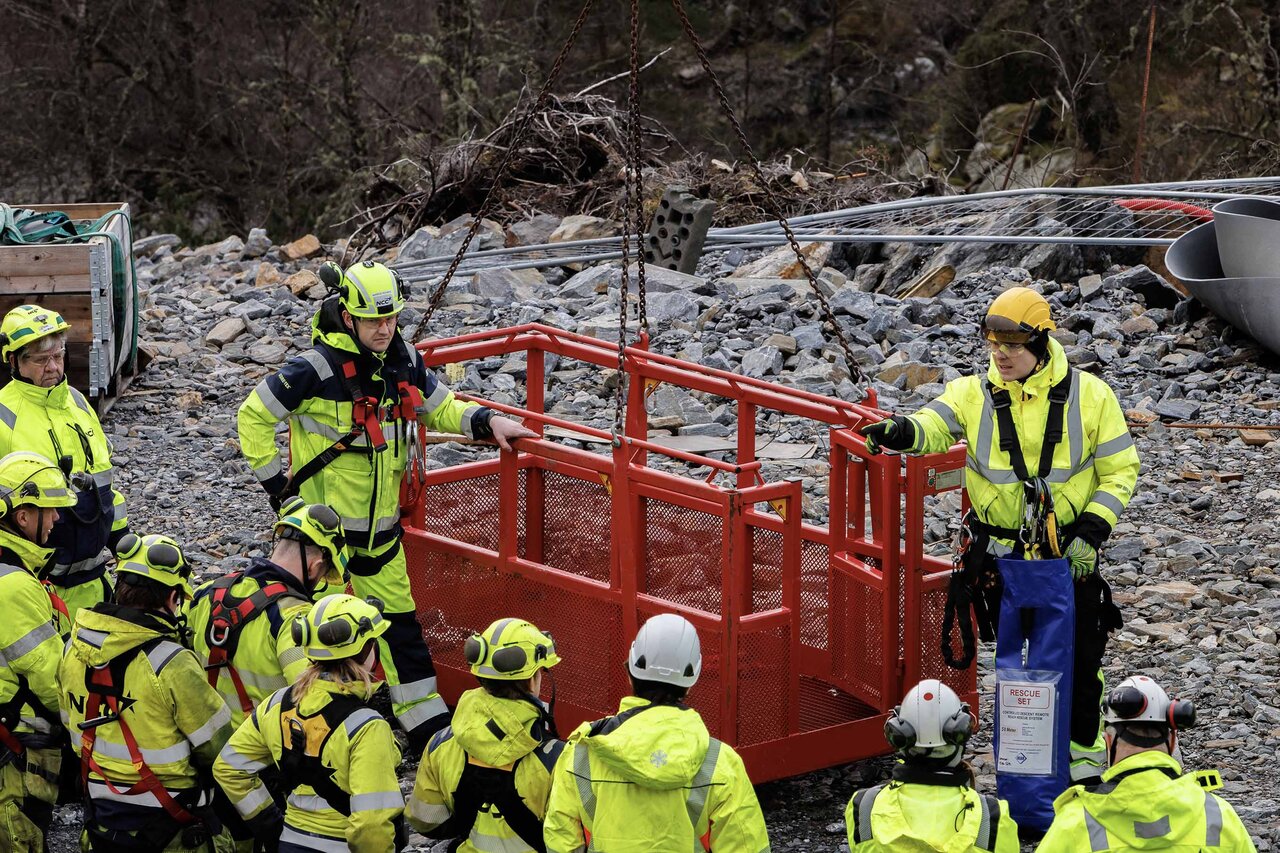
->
[[318, 260, 408, 319], [0, 451, 76, 516], [983, 286, 1056, 345], [114, 533, 194, 599], [274, 496, 350, 586], [291, 594, 389, 661], [0, 304, 70, 360], [465, 618, 561, 681]]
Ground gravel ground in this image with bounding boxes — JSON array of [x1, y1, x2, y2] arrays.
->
[[48, 225, 1280, 849]]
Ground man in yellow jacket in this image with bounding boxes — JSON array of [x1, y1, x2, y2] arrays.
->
[[190, 497, 351, 728], [543, 613, 770, 853], [410, 617, 565, 852], [59, 533, 235, 851], [860, 287, 1139, 783], [0, 305, 129, 619], [1039, 675, 1255, 852], [846, 679, 1018, 853], [237, 260, 534, 751], [0, 451, 77, 851]]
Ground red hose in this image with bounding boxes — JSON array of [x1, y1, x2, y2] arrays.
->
[[1114, 198, 1214, 222]]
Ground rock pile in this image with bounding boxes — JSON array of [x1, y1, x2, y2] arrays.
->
[[61, 217, 1280, 850]]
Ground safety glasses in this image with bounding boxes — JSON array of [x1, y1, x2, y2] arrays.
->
[[981, 314, 1037, 346]]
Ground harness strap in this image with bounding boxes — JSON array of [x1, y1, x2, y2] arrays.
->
[[986, 372, 1073, 483], [287, 359, 388, 495], [941, 569, 977, 670], [79, 638, 202, 827], [278, 689, 368, 817], [434, 755, 549, 853], [204, 574, 299, 714]]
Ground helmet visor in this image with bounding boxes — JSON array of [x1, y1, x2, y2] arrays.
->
[[982, 314, 1037, 345]]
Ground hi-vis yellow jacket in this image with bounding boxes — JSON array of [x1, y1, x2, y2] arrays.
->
[[907, 338, 1139, 544], [0, 377, 128, 578], [1039, 751, 1255, 852], [237, 303, 491, 554], [543, 697, 770, 853], [59, 604, 233, 828], [846, 780, 1019, 853], [409, 687, 564, 853], [214, 679, 404, 853]]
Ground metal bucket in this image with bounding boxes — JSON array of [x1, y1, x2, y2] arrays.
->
[[1212, 197, 1280, 279]]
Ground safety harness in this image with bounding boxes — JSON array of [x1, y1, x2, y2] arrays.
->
[[276, 689, 373, 817], [202, 573, 304, 715], [287, 359, 389, 499], [941, 371, 1073, 669], [428, 697, 563, 853], [79, 637, 205, 828], [0, 581, 70, 758]]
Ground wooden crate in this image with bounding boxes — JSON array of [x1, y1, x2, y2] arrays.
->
[[0, 202, 137, 408]]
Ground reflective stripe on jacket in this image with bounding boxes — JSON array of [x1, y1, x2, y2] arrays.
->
[[409, 687, 564, 852], [1039, 751, 1256, 852], [189, 558, 312, 728], [0, 547, 63, 730], [0, 378, 127, 573], [907, 338, 1139, 537], [543, 697, 770, 853], [237, 307, 490, 552], [845, 781, 1019, 853], [58, 603, 232, 829], [213, 681, 404, 853]]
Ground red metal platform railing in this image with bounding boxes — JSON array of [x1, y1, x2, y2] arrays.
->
[[402, 323, 973, 781]]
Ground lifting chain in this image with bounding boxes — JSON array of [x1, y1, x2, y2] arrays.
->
[[614, 0, 649, 437], [668, 0, 869, 391], [416, 0, 599, 339]]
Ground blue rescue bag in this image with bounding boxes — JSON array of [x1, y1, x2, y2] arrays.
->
[[993, 555, 1074, 832]]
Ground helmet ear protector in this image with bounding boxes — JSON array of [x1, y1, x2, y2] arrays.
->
[[319, 261, 411, 306], [464, 629, 555, 675], [1105, 685, 1196, 730], [291, 595, 385, 647], [883, 701, 975, 751]]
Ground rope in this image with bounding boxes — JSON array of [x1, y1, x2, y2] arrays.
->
[[667, 0, 868, 390], [417, 0, 599, 338]]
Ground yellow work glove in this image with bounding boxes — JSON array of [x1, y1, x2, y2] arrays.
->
[[1065, 537, 1098, 580]]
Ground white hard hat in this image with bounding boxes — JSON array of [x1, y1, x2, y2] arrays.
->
[[884, 679, 973, 752], [628, 613, 702, 689], [1104, 675, 1195, 729]]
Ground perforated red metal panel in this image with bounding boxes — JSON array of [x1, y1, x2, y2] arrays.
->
[[400, 324, 974, 782], [642, 497, 723, 615]]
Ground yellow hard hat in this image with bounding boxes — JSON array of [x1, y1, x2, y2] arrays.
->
[[114, 533, 194, 599], [465, 618, 560, 681], [983, 287, 1056, 344], [319, 261, 408, 319], [0, 305, 70, 360], [273, 497, 350, 587], [290, 594, 389, 661], [0, 451, 76, 515]]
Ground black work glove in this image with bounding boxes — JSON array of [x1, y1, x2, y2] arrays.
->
[[858, 415, 916, 455], [246, 806, 284, 853]]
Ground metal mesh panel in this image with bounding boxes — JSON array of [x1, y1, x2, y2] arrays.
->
[[749, 525, 784, 614], [404, 535, 624, 722], [919, 584, 975, 696], [540, 469, 611, 583], [642, 497, 723, 615], [830, 562, 885, 709], [798, 674, 877, 734], [799, 537, 829, 650], [422, 473, 504, 553], [737, 626, 790, 746]]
